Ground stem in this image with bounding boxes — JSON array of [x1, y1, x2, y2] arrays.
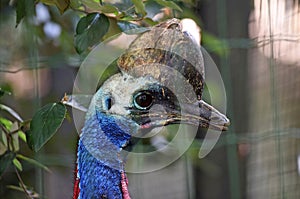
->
[[15, 167, 32, 199]]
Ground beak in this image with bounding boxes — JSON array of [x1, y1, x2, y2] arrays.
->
[[130, 100, 230, 131], [180, 100, 230, 131]]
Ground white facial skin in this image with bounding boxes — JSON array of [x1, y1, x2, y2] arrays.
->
[[89, 73, 158, 117]]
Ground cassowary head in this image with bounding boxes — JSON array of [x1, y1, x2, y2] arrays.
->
[[73, 18, 230, 199], [88, 18, 229, 135]]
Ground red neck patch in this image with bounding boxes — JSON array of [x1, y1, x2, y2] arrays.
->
[[73, 165, 80, 199], [121, 171, 131, 199]]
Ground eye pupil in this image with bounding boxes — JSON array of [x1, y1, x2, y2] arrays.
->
[[134, 92, 153, 109]]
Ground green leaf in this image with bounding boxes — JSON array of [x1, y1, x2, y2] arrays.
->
[[0, 151, 15, 176], [154, 0, 183, 12], [16, 154, 50, 172], [0, 118, 13, 131], [75, 13, 109, 54], [132, 0, 147, 16], [40, 0, 70, 14], [11, 131, 19, 152], [99, 5, 119, 14], [80, 0, 119, 14], [13, 158, 22, 171], [26, 103, 66, 152], [0, 130, 7, 155], [117, 21, 149, 34], [0, 130, 8, 147], [70, 0, 81, 9], [80, 0, 101, 10], [18, 131, 27, 143], [16, 0, 35, 27], [143, 17, 158, 26], [119, 15, 136, 21]]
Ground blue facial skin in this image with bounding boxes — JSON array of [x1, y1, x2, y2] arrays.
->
[[75, 75, 157, 199], [77, 107, 139, 199]]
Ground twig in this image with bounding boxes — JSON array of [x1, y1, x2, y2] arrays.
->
[[14, 167, 32, 199]]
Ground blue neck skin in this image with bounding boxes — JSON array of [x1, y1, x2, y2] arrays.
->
[[77, 112, 138, 199]]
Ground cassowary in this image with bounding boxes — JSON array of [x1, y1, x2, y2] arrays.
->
[[72, 18, 230, 199]]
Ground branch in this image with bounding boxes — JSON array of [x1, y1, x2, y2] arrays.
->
[[14, 167, 32, 199]]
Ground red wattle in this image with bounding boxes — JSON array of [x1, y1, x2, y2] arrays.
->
[[121, 171, 131, 199], [73, 166, 80, 199]]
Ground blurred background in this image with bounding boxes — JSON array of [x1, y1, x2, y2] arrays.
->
[[0, 0, 299, 198]]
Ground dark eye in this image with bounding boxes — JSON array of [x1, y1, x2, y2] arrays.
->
[[133, 92, 153, 110]]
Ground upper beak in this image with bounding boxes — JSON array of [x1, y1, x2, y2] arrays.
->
[[130, 100, 230, 131], [179, 100, 230, 131]]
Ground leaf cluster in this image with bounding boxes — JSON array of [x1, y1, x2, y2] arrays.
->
[[0, 0, 228, 198], [0, 90, 65, 197], [12, 0, 187, 55]]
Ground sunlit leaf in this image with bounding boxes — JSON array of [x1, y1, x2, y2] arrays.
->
[[0, 130, 7, 155], [75, 13, 109, 54], [80, 0, 101, 10], [117, 21, 150, 34], [0, 118, 12, 131], [16, 154, 50, 172], [0, 151, 15, 176], [0, 104, 23, 122], [132, 0, 147, 16], [143, 17, 158, 26], [154, 0, 182, 12], [102, 18, 122, 39], [70, 0, 81, 9], [26, 103, 66, 152], [119, 15, 136, 21], [80, 0, 119, 14], [0, 143, 6, 155], [40, 0, 70, 14], [13, 158, 22, 171], [18, 131, 27, 143], [11, 130, 20, 152], [99, 5, 119, 14], [16, 0, 35, 27]]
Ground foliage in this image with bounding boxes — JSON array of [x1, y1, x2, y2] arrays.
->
[[0, 0, 227, 198], [0, 90, 54, 197], [74, 13, 109, 54], [13, 0, 188, 55], [0, 0, 185, 197], [26, 103, 66, 152]]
